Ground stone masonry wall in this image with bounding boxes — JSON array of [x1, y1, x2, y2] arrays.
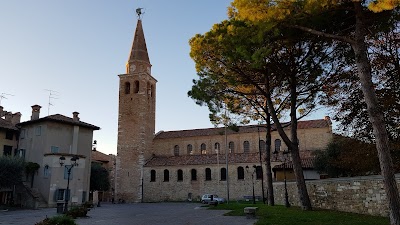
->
[[274, 175, 400, 217]]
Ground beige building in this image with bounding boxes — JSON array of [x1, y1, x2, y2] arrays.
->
[[0, 106, 21, 205], [17, 105, 99, 207], [116, 16, 333, 203]]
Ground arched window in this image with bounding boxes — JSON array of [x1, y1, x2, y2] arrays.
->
[[124, 82, 130, 94], [205, 168, 211, 181], [191, 169, 197, 181], [214, 142, 220, 154], [177, 169, 183, 181], [150, 170, 156, 182], [243, 141, 250, 153], [187, 144, 193, 155], [274, 139, 281, 153], [174, 145, 179, 156], [256, 166, 263, 180], [164, 169, 169, 182], [147, 82, 151, 96], [134, 80, 140, 93], [259, 140, 266, 152], [151, 85, 154, 97], [201, 143, 206, 155], [43, 165, 50, 178], [237, 166, 244, 180], [220, 168, 226, 181], [228, 141, 235, 153]]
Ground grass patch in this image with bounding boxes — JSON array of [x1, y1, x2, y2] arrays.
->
[[211, 202, 389, 225]]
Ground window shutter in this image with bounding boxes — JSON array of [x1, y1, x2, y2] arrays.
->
[[54, 189, 59, 202]]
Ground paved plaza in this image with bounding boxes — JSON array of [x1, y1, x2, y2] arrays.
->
[[0, 202, 257, 225]]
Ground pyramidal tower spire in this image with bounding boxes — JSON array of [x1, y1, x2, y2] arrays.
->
[[127, 8, 151, 74]]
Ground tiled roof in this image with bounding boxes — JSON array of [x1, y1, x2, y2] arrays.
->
[[272, 158, 315, 170], [92, 150, 111, 163], [154, 119, 330, 140], [0, 118, 18, 131], [145, 153, 262, 167], [18, 114, 100, 130]]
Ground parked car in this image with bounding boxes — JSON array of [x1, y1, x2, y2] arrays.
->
[[201, 194, 225, 204]]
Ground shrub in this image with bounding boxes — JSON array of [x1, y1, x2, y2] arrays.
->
[[65, 206, 89, 219], [35, 215, 76, 225]]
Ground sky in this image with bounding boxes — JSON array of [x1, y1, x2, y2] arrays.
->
[[0, 1, 330, 155]]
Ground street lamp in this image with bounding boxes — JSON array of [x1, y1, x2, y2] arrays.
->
[[246, 165, 257, 204], [272, 149, 290, 207], [59, 155, 79, 213]]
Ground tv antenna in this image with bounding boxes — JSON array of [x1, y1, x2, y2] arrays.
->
[[44, 89, 59, 115], [0, 93, 14, 106], [136, 8, 144, 19]]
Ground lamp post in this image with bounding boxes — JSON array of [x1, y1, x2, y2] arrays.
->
[[59, 155, 79, 213], [246, 165, 257, 204], [273, 150, 290, 207]]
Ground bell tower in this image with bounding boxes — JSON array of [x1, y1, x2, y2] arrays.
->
[[116, 10, 156, 202]]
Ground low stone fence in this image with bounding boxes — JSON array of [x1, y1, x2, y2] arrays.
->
[[273, 175, 400, 216]]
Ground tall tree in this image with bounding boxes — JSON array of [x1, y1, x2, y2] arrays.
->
[[0, 156, 24, 188], [231, 0, 400, 223], [90, 163, 110, 192], [189, 17, 343, 209]]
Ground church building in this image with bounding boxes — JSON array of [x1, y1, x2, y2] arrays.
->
[[115, 15, 333, 203]]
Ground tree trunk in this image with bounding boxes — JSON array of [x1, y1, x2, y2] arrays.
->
[[353, 3, 400, 224], [265, 111, 275, 206], [289, 73, 312, 210], [264, 72, 311, 210]]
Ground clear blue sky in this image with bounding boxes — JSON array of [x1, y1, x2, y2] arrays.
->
[[0, 0, 330, 155]]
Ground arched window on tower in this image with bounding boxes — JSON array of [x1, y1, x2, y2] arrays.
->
[[147, 82, 151, 96], [191, 169, 197, 181], [134, 80, 140, 93], [124, 82, 131, 94], [237, 166, 244, 180], [151, 85, 154, 97], [229, 141, 235, 153], [150, 170, 156, 182], [243, 141, 250, 153], [201, 143, 206, 155], [205, 168, 211, 181], [174, 145, 179, 156], [164, 169, 169, 182], [187, 144, 193, 155], [177, 169, 183, 181]]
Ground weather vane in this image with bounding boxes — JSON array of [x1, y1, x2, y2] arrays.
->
[[136, 8, 144, 19]]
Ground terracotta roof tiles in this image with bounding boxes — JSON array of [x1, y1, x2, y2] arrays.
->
[[0, 118, 18, 131], [18, 114, 100, 130], [155, 119, 330, 140]]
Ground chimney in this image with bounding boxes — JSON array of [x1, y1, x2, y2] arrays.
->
[[4, 112, 12, 122], [0, 106, 3, 117], [31, 105, 41, 120], [11, 112, 21, 125], [324, 116, 332, 125], [72, 112, 80, 122]]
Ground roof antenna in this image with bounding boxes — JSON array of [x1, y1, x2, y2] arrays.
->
[[136, 8, 144, 19], [44, 89, 59, 116], [0, 93, 14, 106]]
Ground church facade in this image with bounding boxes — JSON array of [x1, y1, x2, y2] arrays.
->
[[115, 17, 333, 203]]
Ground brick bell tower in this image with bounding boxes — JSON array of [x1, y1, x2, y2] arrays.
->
[[116, 10, 156, 203]]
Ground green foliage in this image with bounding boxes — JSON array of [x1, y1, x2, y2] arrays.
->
[[65, 206, 89, 219], [35, 215, 76, 225], [213, 203, 389, 225], [25, 162, 40, 174], [0, 156, 25, 187], [90, 163, 110, 192], [314, 135, 382, 177]]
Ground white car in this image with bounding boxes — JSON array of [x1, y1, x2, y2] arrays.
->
[[201, 194, 225, 204]]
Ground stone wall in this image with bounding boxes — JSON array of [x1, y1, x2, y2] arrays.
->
[[274, 175, 400, 217]]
